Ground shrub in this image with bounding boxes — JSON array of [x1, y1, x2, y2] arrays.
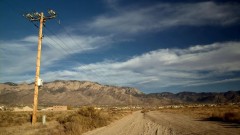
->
[[141, 109, 149, 113], [209, 111, 240, 123], [0, 111, 32, 127], [224, 112, 240, 123], [57, 107, 109, 135]]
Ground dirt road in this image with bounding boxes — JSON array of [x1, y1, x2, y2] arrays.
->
[[84, 111, 240, 135]]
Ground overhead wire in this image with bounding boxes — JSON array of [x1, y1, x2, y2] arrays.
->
[[42, 34, 109, 84], [3, 0, 115, 85], [54, 17, 86, 51], [50, 16, 115, 84], [38, 14, 113, 84], [43, 25, 75, 54], [27, 20, 70, 56], [4, 0, 69, 54], [43, 28, 72, 55], [31, 16, 113, 84], [2, 1, 73, 66]]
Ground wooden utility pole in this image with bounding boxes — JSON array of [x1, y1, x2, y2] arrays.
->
[[32, 12, 44, 124], [24, 10, 56, 125]]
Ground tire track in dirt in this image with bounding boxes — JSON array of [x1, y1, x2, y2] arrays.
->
[[84, 111, 240, 135], [84, 111, 174, 135], [146, 111, 240, 135]]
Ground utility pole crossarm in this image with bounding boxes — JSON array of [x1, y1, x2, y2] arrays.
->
[[24, 10, 56, 21], [24, 10, 56, 125]]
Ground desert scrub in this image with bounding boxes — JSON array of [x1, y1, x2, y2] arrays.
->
[[158, 105, 240, 123], [0, 111, 31, 127], [141, 109, 149, 113], [57, 107, 109, 135], [0, 111, 72, 127], [210, 111, 240, 123]]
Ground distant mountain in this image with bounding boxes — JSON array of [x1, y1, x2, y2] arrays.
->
[[147, 91, 240, 104], [0, 80, 144, 106], [0, 80, 239, 106]]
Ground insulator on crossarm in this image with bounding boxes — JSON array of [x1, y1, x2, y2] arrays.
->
[[25, 13, 33, 19], [48, 9, 56, 16], [34, 12, 40, 17]]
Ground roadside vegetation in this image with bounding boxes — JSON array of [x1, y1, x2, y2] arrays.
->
[[55, 107, 129, 135], [158, 104, 240, 124], [0, 107, 131, 135], [0, 111, 32, 127], [209, 110, 240, 123]]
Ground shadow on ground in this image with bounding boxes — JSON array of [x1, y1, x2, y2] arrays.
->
[[196, 118, 240, 128]]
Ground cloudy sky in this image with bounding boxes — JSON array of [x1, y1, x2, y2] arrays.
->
[[0, 0, 240, 93]]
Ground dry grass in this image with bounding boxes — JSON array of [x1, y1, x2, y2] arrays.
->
[[56, 107, 130, 135], [209, 111, 240, 123], [141, 109, 149, 114], [0, 111, 72, 127], [57, 107, 107, 134], [0, 107, 131, 135], [0, 111, 32, 127], [158, 105, 240, 123]]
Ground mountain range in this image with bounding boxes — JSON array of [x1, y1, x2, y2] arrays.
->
[[0, 80, 239, 106]]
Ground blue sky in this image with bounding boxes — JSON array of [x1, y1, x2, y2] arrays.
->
[[0, 0, 240, 93]]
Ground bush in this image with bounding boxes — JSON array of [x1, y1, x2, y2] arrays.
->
[[78, 107, 96, 117], [209, 111, 240, 123], [57, 107, 109, 135], [224, 112, 240, 123], [141, 109, 149, 114], [0, 111, 32, 127]]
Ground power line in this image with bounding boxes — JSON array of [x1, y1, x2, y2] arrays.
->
[[3, 0, 116, 86], [40, 17, 115, 83], [42, 29, 109, 83], [27, 20, 70, 55], [43, 29, 72, 55], [50, 17, 117, 83], [54, 17, 86, 51], [44, 25, 75, 54]]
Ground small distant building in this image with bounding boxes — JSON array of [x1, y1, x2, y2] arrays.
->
[[13, 106, 33, 112], [42, 107, 53, 111], [42, 106, 67, 111], [52, 106, 67, 111]]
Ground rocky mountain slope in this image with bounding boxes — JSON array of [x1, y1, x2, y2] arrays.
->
[[0, 80, 145, 106], [0, 80, 239, 106]]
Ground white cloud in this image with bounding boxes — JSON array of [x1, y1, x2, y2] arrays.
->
[[0, 34, 113, 82], [87, 1, 240, 34], [29, 41, 240, 91], [2, 36, 239, 91], [186, 78, 240, 87]]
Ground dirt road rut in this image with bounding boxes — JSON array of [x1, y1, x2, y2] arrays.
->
[[84, 111, 240, 135]]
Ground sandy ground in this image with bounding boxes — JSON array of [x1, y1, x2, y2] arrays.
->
[[84, 111, 240, 135]]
